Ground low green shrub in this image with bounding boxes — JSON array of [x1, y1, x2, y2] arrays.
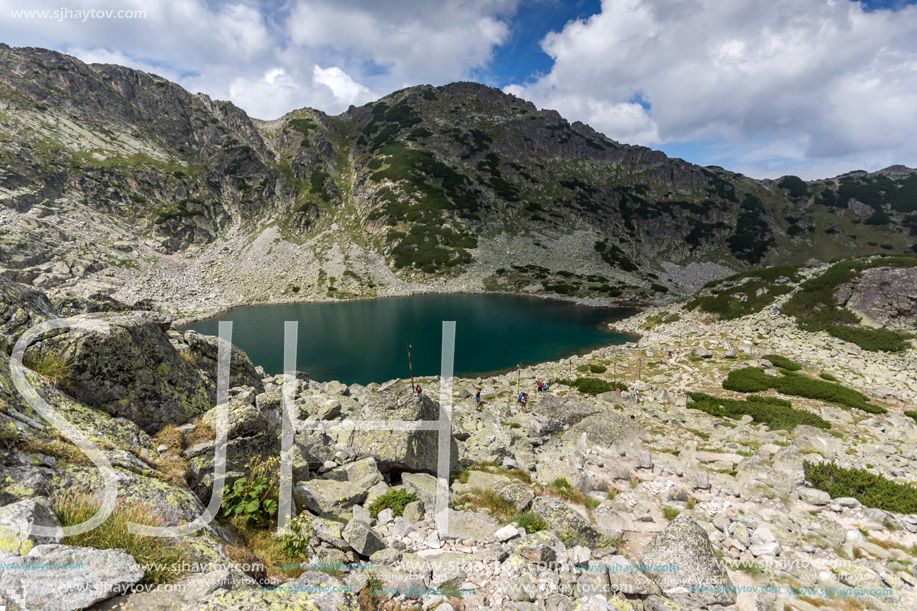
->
[[663, 507, 681, 520], [563, 377, 612, 395], [819, 372, 839, 382], [368, 489, 419, 518], [904, 411, 917, 424], [720, 367, 771, 392], [687, 392, 829, 431], [827, 324, 914, 352], [221, 458, 279, 530], [722, 368, 884, 414], [686, 264, 803, 320], [277, 512, 312, 559], [761, 354, 803, 371], [588, 364, 607, 373], [803, 461, 917, 514]]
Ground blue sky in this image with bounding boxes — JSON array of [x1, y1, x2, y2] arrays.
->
[[0, 0, 915, 180]]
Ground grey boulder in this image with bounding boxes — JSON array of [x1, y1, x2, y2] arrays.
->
[[637, 515, 736, 606], [0, 544, 144, 611]]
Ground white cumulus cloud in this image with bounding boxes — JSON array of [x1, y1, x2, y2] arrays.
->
[[508, 0, 917, 178], [313, 66, 376, 107], [0, 0, 520, 119]]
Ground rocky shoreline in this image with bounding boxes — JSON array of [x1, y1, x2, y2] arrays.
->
[[169, 287, 652, 327]]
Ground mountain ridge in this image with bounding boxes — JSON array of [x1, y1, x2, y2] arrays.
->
[[0, 44, 915, 318]]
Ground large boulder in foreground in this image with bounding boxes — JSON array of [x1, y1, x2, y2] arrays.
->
[[171, 329, 264, 393], [25, 311, 214, 433], [293, 479, 367, 516], [531, 496, 616, 548], [529, 394, 601, 437], [351, 386, 458, 474], [637, 515, 736, 606], [0, 543, 144, 611]]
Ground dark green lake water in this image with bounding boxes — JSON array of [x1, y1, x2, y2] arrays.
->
[[182, 294, 636, 385]]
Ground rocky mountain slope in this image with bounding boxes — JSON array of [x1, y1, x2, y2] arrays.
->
[[1, 45, 916, 318], [1, 256, 915, 611]]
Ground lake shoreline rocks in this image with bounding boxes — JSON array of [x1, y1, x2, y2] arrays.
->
[[170, 288, 653, 327]]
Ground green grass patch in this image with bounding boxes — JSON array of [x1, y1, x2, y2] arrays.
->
[[905, 411, 917, 424], [23, 350, 73, 393], [687, 391, 830, 431], [453, 487, 515, 521], [54, 491, 189, 585], [722, 367, 885, 414], [547, 477, 598, 508], [368, 489, 419, 518], [512, 512, 546, 533], [803, 461, 917, 514]]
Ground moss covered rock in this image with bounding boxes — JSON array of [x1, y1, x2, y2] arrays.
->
[[0, 277, 56, 350], [0, 543, 144, 611], [172, 329, 264, 393], [293, 479, 366, 517], [636, 515, 736, 606], [25, 311, 215, 434], [0, 497, 61, 555], [531, 496, 616, 549], [193, 571, 359, 610]]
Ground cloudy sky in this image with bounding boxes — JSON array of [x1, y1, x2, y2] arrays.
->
[[1, 0, 915, 180]]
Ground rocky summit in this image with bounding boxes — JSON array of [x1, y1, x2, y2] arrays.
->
[[1, 43, 917, 611]]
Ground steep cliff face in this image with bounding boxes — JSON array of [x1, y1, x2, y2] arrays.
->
[[1, 45, 915, 315], [836, 267, 917, 330]]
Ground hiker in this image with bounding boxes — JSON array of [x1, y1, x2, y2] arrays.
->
[[536, 380, 543, 393], [414, 384, 422, 395], [519, 392, 528, 410], [475, 389, 481, 408]]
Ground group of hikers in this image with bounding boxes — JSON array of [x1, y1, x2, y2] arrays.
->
[[515, 379, 553, 412], [469, 378, 552, 412]]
